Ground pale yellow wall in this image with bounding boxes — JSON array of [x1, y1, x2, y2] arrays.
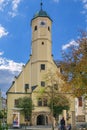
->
[[31, 17, 52, 41], [7, 93, 31, 124], [8, 84, 15, 92], [31, 17, 52, 62]]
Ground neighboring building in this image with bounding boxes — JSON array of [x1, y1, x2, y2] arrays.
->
[[75, 97, 87, 123], [6, 3, 75, 126], [0, 90, 7, 111]]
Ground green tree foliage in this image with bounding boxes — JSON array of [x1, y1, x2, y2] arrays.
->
[[49, 94, 70, 118], [38, 70, 70, 115], [0, 109, 7, 119], [16, 97, 32, 121], [0, 111, 3, 119], [59, 31, 87, 97]]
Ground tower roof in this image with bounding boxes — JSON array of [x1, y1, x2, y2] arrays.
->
[[31, 2, 52, 21]]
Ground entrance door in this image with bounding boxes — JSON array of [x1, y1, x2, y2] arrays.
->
[[37, 115, 45, 125]]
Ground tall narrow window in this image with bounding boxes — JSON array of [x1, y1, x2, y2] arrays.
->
[[43, 98, 47, 106], [41, 64, 45, 70], [25, 84, 29, 93], [78, 97, 82, 107], [14, 99, 19, 107], [34, 26, 37, 31], [48, 26, 50, 31], [38, 98, 42, 106]]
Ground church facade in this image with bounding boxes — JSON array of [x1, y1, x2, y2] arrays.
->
[[6, 4, 75, 126]]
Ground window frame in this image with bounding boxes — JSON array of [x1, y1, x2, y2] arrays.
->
[[40, 64, 45, 70], [41, 81, 45, 87]]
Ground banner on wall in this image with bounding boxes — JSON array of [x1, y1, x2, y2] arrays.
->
[[13, 112, 20, 127]]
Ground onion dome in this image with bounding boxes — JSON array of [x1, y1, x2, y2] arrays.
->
[[31, 2, 52, 21]]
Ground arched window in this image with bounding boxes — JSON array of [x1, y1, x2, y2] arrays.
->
[[48, 26, 50, 31], [34, 26, 37, 31], [42, 42, 44, 45]]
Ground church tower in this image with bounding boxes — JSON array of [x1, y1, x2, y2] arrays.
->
[[31, 2, 52, 62], [30, 3, 55, 90]]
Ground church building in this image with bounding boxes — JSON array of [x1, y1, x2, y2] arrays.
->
[[6, 3, 75, 127]]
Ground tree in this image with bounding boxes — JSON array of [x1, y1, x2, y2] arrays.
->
[[0, 111, 3, 119], [16, 96, 32, 122], [58, 31, 87, 97], [49, 94, 69, 118], [38, 70, 70, 130]]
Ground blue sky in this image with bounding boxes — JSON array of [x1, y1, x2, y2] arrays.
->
[[0, 0, 87, 97]]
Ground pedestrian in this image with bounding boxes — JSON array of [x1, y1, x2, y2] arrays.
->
[[60, 117, 66, 130], [67, 124, 71, 130]]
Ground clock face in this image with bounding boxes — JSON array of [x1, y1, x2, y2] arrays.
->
[[40, 21, 46, 25], [39, 21, 46, 27]]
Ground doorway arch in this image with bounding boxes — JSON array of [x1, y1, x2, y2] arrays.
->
[[37, 114, 45, 125]]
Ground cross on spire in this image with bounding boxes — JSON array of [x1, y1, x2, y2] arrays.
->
[[40, 0, 43, 10]]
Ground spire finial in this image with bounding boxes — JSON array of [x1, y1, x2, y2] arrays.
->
[[40, 0, 43, 10]]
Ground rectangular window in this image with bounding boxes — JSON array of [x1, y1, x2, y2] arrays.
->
[[38, 98, 42, 106], [34, 26, 37, 31], [25, 84, 29, 89], [43, 98, 47, 106], [41, 81, 45, 87], [78, 97, 82, 107], [14, 99, 19, 107], [41, 64, 45, 70], [25, 84, 29, 93]]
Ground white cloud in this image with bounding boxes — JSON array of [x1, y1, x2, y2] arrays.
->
[[0, 25, 9, 38], [81, 0, 87, 12], [82, 0, 87, 3], [84, 3, 87, 9], [62, 40, 78, 50], [0, 0, 22, 17], [0, 0, 5, 11], [79, 0, 87, 22], [0, 51, 4, 56], [0, 52, 24, 97], [12, 0, 21, 11], [0, 0, 9, 11], [0, 57, 23, 73], [8, 0, 22, 17]]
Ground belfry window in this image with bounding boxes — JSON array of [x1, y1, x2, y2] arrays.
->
[[48, 26, 50, 31], [34, 26, 37, 31]]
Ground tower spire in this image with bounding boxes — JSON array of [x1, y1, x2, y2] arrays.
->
[[40, 0, 43, 10]]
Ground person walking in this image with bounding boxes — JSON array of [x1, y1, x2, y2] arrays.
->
[[67, 124, 71, 130], [60, 117, 66, 130]]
